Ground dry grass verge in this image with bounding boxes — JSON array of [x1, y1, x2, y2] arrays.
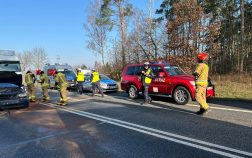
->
[[211, 74, 252, 100]]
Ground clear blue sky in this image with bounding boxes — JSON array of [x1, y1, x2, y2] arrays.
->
[[0, 0, 162, 67]]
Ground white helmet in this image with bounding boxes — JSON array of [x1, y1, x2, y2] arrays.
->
[[144, 62, 150, 67]]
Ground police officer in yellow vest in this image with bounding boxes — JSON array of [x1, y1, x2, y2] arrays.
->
[[39, 71, 50, 102], [193, 53, 210, 115], [141, 62, 153, 105], [54, 70, 68, 105], [25, 71, 36, 102], [76, 68, 85, 95], [90, 69, 104, 97]]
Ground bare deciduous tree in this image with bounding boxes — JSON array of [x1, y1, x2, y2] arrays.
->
[[17, 51, 33, 71], [31, 48, 48, 70], [84, 0, 110, 66]]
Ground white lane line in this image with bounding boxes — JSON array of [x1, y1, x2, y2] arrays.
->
[[41, 103, 252, 158], [187, 104, 252, 114], [69, 98, 93, 102], [110, 95, 252, 114]]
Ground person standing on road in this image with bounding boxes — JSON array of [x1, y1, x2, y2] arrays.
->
[[76, 68, 85, 95], [193, 53, 210, 115], [54, 71, 68, 106], [39, 71, 50, 102], [90, 69, 104, 97], [141, 62, 153, 105], [25, 71, 36, 102]]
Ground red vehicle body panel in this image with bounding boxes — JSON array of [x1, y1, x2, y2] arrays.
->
[[121, 64, 215, 100]]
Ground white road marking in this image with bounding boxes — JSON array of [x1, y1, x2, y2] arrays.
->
[[108, 95, 252, 114], [41, 102, 252, 158], [69, 98, 93, 102], [187, 103, 252, 114]]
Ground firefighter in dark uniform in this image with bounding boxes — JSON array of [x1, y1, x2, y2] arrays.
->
[[90, 69, 104, 97], [25, 71, 36, 102], [141, 62, 153, 105]]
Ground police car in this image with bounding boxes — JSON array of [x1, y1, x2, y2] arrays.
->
[[43, 63, 77, 89]]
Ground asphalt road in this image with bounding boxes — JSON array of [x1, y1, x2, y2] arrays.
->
[[0, 90, 252, 158]]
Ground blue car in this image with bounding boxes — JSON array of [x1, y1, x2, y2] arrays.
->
[[83, 74, 118, 92]]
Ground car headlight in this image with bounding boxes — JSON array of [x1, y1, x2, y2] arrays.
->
[[100, 83, 107, 88], [18, 92, 27, 98], [18, 86, 28, 98], [189, 81, 195, 86]]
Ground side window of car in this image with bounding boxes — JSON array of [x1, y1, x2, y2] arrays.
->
[[150, 66, 159, 76], [134, 66, 144, 75], [151, 66, 164, 77], [126, 66, 135, 75]]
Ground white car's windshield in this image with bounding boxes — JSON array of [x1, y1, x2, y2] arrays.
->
[[0, 62, 21, 72]]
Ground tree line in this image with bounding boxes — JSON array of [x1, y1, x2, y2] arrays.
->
[[84, 0, 252, 78], [17, 48, 48, 71]]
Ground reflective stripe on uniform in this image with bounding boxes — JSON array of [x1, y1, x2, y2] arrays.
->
[[196, 80, 208, 85], [195, 63, 209, 86]]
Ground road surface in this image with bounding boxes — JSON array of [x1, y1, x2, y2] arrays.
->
[[0, 90, 252, 158]]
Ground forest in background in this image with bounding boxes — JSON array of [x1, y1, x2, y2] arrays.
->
[[84, 0, 252, 79]]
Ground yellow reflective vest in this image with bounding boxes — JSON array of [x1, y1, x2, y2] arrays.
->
[[77, 72, 85, 82], [91, 71, 100, 83], [194, 63, 209, 86], [144, 69, 152, 84]]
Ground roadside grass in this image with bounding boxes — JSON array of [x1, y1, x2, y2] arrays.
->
[[212, 74, 252, 100]]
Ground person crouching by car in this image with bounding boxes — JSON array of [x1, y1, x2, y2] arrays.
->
[[76, 68, 85, 95], [90, 69, 104, 97], [141, 62, 153, 105]]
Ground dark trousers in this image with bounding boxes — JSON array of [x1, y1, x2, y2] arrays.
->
[[144, 85, 151, 103], [92, 81, 103, 96], [77, 81, 84, 94]]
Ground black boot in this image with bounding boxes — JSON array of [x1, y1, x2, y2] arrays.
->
[[196, 108, 210, 115], [196, 108, 205, 115]]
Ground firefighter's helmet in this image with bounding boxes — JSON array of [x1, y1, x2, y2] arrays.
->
[[197, 53, 208, 61], [49, 69, 56, 76], [36, 69, 42, 75]]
